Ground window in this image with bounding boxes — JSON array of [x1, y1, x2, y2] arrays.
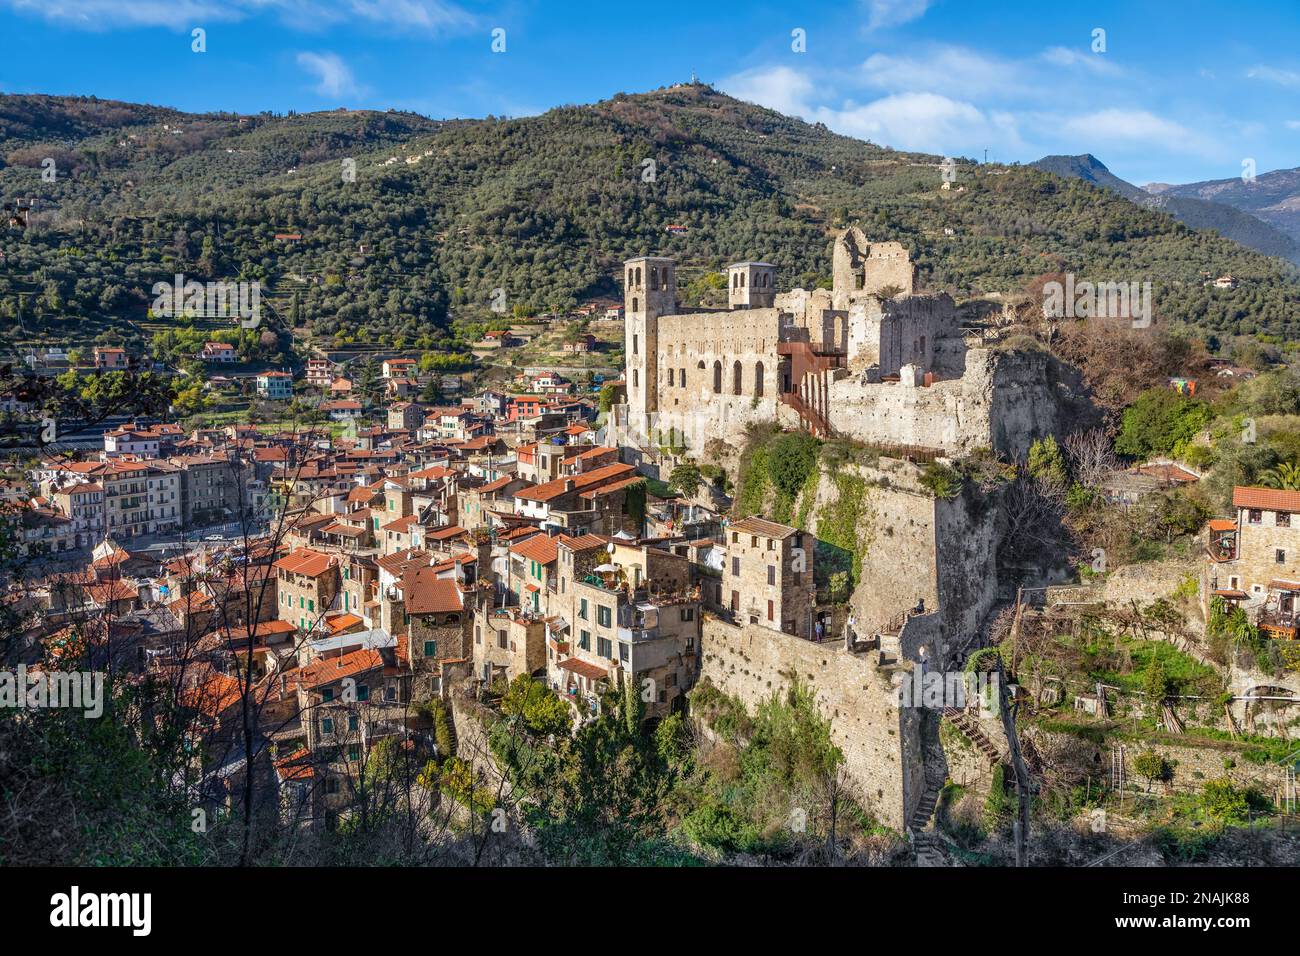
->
[[767, 565, 776, 586], [325, 777, 340, 795], [321, 717, 333, 734], [598, 605, 612, 628], [579, 598, 588, 620], [424, 639, 437, 657], [348, 715, 359, 731], [348, 744, 361, 761], [1278, 549, 1287, 564], [713, 360, 722, 394], [619, 643, 629, 662], [384, 685, 397, 702], [498, 630, 508, 649], [598, 637, 613, 658], [632, 333, 638, 355], [356, 685, 369, 701], [475, 625, 481, 644], [732, 556, 740, 576], [767, 599, 774, 620], [580, 630, 591, 650], [1249, 509, 1263, 524], [680, 607, 695, 622], [322, 688, 334, 702], [1280, 512, 1292, 527], [733, 361, 743, 395], [754, 361, 764, 398]]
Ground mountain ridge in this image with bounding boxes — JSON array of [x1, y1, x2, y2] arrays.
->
[[1, 85, 1298, 353]]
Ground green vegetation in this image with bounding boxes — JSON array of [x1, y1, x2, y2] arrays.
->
[[1115, 388, 1214, 460], [7, 86, 1300, 359]]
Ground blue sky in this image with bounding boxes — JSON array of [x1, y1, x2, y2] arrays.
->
[[2, 0, 1299, 185]]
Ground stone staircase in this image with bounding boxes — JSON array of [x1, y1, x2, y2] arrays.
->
[[943, 707, 1002, 766]]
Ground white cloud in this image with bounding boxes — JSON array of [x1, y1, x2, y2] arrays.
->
[[722, 65, 817, 118], [1058, 108, 1211, 156], [860, 47, 1019, 98], [811, 92, 1022, 155], [7, 0, 240, 30], [863, 0, 931, 32], [1286, 120, 1300, 131], [3, 0, 476, 33], [1039, 46, 1123, 76], [1245, 65, 1300, 87], [297, 51, 360, 99]]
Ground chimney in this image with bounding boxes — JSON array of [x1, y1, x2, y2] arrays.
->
[[564, 479, 574, 493]]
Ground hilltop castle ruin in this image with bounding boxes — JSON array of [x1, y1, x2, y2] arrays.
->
[[615, 226, 1058, 458]]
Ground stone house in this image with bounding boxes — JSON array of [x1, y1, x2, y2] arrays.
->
[[721, 516, 815, 639]]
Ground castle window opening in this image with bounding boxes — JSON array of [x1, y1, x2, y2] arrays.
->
[[733, 361, 742, 395], [754, 361, 764, 397], [650, 269, 660, 291], [680, 368, 686, 387], [635, 267, 642, 286], [713, 361, 722, 394]]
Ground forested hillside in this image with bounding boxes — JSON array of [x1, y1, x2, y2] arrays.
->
[[2, 84, 1299, 356]]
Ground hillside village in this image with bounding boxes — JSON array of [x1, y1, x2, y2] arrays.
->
[[4, 224, 1300, 868]]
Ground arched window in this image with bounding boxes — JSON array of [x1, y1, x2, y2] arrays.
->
[[631, 297, 639, 313], [650, 268, 659, 291], [627, 268, 633, 288], [632, 369, 638, 388], [733, 360, 742, 395], [732, 272, 738, 289], [635, 267, 642, 286], [697, 360, 705, 370], [712, 360, 722, 394], [754, 361, 765, 397], [661, 266, 670, 287], [740, 272, 746, 287]]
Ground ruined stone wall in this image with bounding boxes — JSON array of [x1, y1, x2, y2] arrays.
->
[[828, 346, 1058, 458], [846, 293, 959, 377], [649, 308, 784, 450], [698, 617, 924, 830], [810, 458, 999, 651]]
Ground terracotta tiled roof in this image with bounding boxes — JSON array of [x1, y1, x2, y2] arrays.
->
[[559, 533, 610, 553], [558, 657, 609, 680], [291, 648, 384, 691], [1233, 486, 1300, 512], [510, 532, 571, 565], [731, 516, 798, 539], [273, 547, 336, 577], [516, 462, 635, 503], [1208, 518, 1237, 532], [402, 568, 464, 615]]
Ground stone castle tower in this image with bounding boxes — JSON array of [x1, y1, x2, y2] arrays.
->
[[727, 261, 776, 309], [623, 256, 676, 431]]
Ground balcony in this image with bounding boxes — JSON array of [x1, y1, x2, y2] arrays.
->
[[1258, 608, 1299, 640]]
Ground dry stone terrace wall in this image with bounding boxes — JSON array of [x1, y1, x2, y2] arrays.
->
[[698, 617, 925, 831]]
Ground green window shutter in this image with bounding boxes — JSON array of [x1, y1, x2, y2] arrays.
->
[[424, 640, 437, 657]]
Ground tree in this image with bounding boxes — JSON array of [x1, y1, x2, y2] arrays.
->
[[623, 672, 645, 736], [1259, 461, 1300, 490], [500, 674, 571, 738], [1142, 657, 1172, 706], [668, 461, 701, 499], [1115, 388, 1212, 460], [1132, 750, 1169, 792], [1027, 435, 1068, 490]]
